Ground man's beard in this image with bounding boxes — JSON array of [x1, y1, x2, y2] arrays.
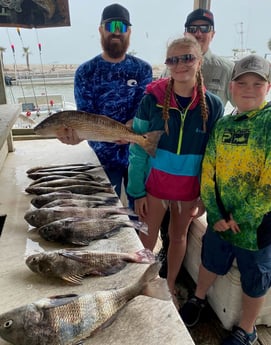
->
[[101, 34, 129, 59]]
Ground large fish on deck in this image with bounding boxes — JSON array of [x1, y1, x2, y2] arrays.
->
[[24, 206, 136, 228], [0, 262, 170, 345], [37, 217, 147, 245], [33, 110, 163, 157], [26, 248, 156, 284], [26, 162, 101, 175], [30, 191, 118, 208], [25, 183, 115, 195]]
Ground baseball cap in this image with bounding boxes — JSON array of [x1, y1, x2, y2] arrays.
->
[[100, 3, 131, 25], [185, 8, 214, 27], [231, 54, 271, 82]]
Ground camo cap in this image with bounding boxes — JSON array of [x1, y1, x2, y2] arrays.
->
[[232, 54, 271, 82]]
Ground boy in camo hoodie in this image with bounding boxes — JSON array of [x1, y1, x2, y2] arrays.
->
[[181, 54, 271, 345]]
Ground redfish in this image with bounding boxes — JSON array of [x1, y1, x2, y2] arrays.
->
[[0, 262, 170, 345], [33, 110, 163, 157], [26, 248, 155, 284]]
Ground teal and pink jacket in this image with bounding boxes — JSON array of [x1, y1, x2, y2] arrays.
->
[[127, 78, 224, 201]]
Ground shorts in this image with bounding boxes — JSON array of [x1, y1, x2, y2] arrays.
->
[[201, 227, 271, 298]]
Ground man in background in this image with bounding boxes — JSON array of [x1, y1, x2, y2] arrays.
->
[[57, 3, 152, 204], [159, 8, 234, 277]]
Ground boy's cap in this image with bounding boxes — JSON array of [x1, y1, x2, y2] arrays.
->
[[185, 8, 214, 27], [232, 54, 271, 82], [100, 3, 131, 25]]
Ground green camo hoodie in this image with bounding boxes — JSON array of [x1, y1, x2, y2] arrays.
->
[[201, 102, 271, 250]]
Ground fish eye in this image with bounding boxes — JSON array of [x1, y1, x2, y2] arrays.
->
[[4, 320, 13, 328]]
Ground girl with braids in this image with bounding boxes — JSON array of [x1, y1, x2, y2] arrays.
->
[[127, 35, 224, 306]]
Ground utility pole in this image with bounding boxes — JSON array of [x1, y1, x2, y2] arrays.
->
[[193, 0, 211, 9], [0, 58, 7, 105]]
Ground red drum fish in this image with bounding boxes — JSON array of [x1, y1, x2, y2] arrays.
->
[[33, 110, 163, 157]]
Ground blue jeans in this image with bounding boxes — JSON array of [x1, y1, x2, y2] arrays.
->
[[104, 166, 134, 209]]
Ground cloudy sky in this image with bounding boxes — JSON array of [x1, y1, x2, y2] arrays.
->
[[0, 0, 271, 66]]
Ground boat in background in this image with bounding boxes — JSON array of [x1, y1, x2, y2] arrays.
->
[[13, 93, 76, 129]]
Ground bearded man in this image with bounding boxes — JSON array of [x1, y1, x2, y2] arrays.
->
[[58, 4, 152, 203]]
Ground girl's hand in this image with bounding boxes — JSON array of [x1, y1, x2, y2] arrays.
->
[[134, 197, 148, 220]]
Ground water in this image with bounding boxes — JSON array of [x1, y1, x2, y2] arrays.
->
[[6, 82, 270, 115], [5, 83, 75, 105]]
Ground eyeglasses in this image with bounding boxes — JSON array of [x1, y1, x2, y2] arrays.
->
[[103, 20, 128, 33], [186, 25, 213, 34], [165, 54, 197, 67]]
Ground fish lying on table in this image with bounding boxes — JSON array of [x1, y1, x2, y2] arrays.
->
[[28, 173, 105, 186], [37, 217, 147, 245], [26, 162, 101, 175], [26, 248, 156, 284], [25, 178, 111, 194], [24, 206, 136, 228], [30, 191, 118, 208], [27, 168, 105, 181], [0, 262, 170, 345], [24, 183, 115, 195], [41, 198, 119, 209], [33, 110, 164, 157]]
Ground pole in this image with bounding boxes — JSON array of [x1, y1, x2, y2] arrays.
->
[[0, 57, 7, 105], [193, 0, 211, 10]]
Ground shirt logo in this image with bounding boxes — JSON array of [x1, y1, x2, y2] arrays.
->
[[222, 129, 249, 145], [127, 79, 138, 86]]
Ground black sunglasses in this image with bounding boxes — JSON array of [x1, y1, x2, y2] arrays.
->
[[164, 54, 197, 66], [186, 25, 213, 34]]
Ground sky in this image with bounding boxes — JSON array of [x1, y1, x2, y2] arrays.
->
[[0, 0, 271, 67]]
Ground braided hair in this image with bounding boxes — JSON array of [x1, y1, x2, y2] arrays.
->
[[162, 35, 209, 134]]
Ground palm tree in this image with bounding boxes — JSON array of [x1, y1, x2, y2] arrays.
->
[[22, 46, 31, 71]]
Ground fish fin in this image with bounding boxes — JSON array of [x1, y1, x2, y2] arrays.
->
[[59, 250, 90, 264], [126, 220, 148, 235], [115, 207, 137, 216], [62, 274, 84, 285], [102, 196, 119, 205], [71, 240, 90, 246], [141, 130, 164, 157], [139, 262, 171, 301], [93, 261, 127, 276], [133, 248, 156, 263], [39, 294, 79, 308]]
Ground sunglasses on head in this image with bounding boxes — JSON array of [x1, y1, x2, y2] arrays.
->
[[103, 20, 128, 33], [186, 25, 213, 34], [165, 54, 197, 66]]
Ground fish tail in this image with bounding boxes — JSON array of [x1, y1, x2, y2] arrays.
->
[[115, 207, 137, 216], [141, 130, 164, 157], [138, 262, 171, 301], [127, 220, 148, 235], [133, 248, 156, 263]]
